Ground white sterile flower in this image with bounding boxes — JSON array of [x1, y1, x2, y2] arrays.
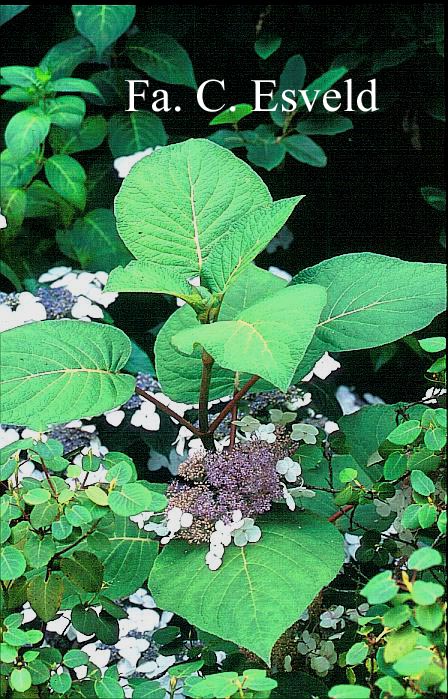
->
[[81, 643, 111, 668], [130, 401, 160, 431], [0, 208, 7, 229], [291, 423, 319, 444], [335, 385, 360, 415], [324, 420, 339, 434], [255, 423, 276, 443], [282, 484, 296, 511], [206, 550, 223, 571], [288, 485, 315, 499], [344, 533, 361, 562], [268, 266, 292, 282], [38, 266, 72, 283], [0, 427, 21, 449], [114, 146, 160, 179], [304, 352, 341, 381], [173, 426, 194, 455], [104, 409, 125, 427], [285, 391, 312, 410], [71, 296, 104, 320], [126, 607, 160, 632], [276, 456, 302, 483], [232, 416, 260, 434], [232, 518, 262, 547], [180, 512, 193, 528]]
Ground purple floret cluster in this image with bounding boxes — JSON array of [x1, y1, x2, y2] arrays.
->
[[204, 440, 283, 518], [166, 439, 287, 543]]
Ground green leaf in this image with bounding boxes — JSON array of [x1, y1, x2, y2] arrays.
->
[[30, 500, 59, 528], [23, 488, 51, 505], [200, 197, 303, 294], [254, 34, 282, 60], [393, 648, 433, 677], [155, 266, 285, 402], [410, 469, 435, 496], [87, 68, 141, 106], [292, 253, 447, 354], [1, 148, 40, 188], [57, 207, 132, 272], [345, 642, 368, 665], [424, 426, 446, 451], [85, 486, 109, 506], [95, 675, 124, 699], [108, 483, 167, 517], [5, 108, 50, 159], [47, 77, 102, 98], [329, 686, 370, 698], [408, 448, 441, 474], [0, 642, 17, 663], [10, 667, 32, 693], [72, 5, 136, 57], [383, 452, 408, 480], [421, 187, 446, 212], [361, 571, 398, 604], [24, 533, 55, 568], [149, 512, 344, 664], [63, 649, 89, 668], [105, 260, 202, 303], [0, 187, 27, 231], [173, 284, 326, 392], [115, 138, 271, 277], [209, 104, 253, 126], [108, 112, 167, 157], [126, 31, 197, 88], [408, 548, 442, 571], [101, 517, 158, 598], [295, 67, 348, 112], [60, 551, 103, 592], [27, 573, 64, 621], [375, 677, 405, 697], [415, 603, 444, 632], [383, 605, 412, 628], [50, 115, 107, 154], [297, 114, 353, 135], [418, 336, 446, 352], [283, 135, 327, 167], [45, 154, 86, 209], [0, 65, 37, 87], [245, 124, 286, 170], [269, 55, 307, 127], [0, 546, 26, 581], [0, 6, 29, 27], [132, 681, 166, 699], [50, 670, 72, 694], [410, 581, 444, 606], [40, 36, 94, 79], [65, 504, 92, 527], [71, 605, 97, 635], [388, 420, 422, 446], [95, 611, 119, 644], [384, 627, 419, 663], [45, 96, 86, 129], [0, 319, 135, 430]]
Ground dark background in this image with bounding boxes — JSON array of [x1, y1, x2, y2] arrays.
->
[[1, 4, 445, 401]]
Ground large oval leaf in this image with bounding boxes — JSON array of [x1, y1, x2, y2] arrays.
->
[[154, 266, 286, 403], [126, 31, 197, 89], [114, 138, 272, 277], [0, 320, 135, 429], [292, 253, 447, 352], [149, 512, 344, 664], [172, 284, 327, 392]]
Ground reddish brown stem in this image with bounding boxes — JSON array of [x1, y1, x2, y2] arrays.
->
[[39, 458, 58, 498], [328, 504, 354, 523], [208, 375, 260, 434], [136, 387, 203, 437]]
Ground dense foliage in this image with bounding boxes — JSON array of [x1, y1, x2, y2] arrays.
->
[[0, 5, 446, 699]]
